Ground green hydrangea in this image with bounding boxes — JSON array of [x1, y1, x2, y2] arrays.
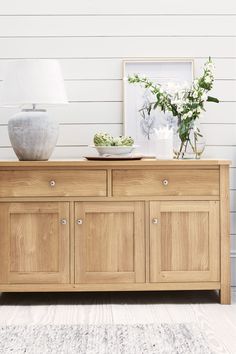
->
[[93, 132, 113, 146], [119, 136, 134, 146], [93, 133, 134, 146]]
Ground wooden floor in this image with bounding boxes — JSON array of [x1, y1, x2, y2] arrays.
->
[[0, 289, 235, 353]]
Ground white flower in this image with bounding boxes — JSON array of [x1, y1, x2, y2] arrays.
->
[[165, 82, 179, 95], [166, 82, 177, 90], [182, 81, 190, 90], [171, 98, 179, 105], [204, 76, 212, 84], [182, 114, 188, 120], [187, 111, 193, 118], [205, 62, 214, 71], [177, 105, 184, 113], [193, 91, 198, 98]]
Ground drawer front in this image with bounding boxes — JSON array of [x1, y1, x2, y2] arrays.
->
[[112, 169, 219, 196], [0, 170, 107, 197]]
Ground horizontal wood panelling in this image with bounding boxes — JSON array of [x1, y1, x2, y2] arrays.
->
[[231, 235, 236, 250], [230, 213, 236, 234], [205, 146, 236, 167], [64, 81, 121, 102], [0, 101, 234, 125], [0, 16, 235, 37], [195, 59, 236, 80], [230, 169, 236, 189], [0, 0, 235, 15], [0, 80, 122, 102], [202, 125, 236, 145], [0, 124, 122, 147], [230, 191, 236, 211], [63, 80, 122, 101], [0, 80, 233, 103], [203, 102, 236, 123], [211, 81, 236, 101], [0, 58, 235, 80], [231, 258, 236, 285], [0, 59, 123, 80], [0, 102, 122, 124], [1, 123, 236, 148], [0, 37, 235, 58]]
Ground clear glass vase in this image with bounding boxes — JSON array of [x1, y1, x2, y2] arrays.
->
[[173, 124, 206, 159]]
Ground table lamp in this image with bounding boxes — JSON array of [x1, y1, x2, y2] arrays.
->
[[0, 59, 68, 160]]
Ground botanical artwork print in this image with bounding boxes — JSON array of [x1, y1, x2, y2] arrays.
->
[[124, 61, 193, 155], [138, 87, 176, 140], [139, 91, 155, 140]]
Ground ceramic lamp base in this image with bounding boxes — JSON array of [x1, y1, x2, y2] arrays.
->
[[8, 110, 59, 161]]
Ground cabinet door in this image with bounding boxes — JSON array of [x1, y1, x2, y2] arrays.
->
[[150, 201, 220, 283], [75, 202, 145, 284], [0, 202, 70, 284]]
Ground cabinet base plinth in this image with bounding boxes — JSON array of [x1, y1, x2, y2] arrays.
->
[[0, 282, 221, 293]]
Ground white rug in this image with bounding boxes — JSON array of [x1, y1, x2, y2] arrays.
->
[[0, 323, 227, 354]]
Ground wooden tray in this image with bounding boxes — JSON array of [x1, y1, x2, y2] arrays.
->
[[84, 155, 143, 161]]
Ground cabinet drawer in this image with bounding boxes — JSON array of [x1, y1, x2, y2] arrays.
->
[[112, 169, 219, 196], [0, 170, 107, 197]]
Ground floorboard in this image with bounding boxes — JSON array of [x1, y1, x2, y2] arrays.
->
[[0, 289, 235, 353]]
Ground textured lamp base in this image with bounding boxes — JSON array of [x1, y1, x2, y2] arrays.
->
[[8, 110, 59, 161]]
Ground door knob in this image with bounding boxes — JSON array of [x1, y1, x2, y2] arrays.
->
[[162, 179, 169, 186], [76, 219, 83, 225], [60, 219, 67, 225], [152, 218, 158, 224], [49, 180, 56, 187]]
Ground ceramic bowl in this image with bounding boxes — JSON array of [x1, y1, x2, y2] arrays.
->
[[91, 145, 137, 156]]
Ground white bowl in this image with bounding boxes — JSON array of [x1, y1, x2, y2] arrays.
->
[[91, 145, 137, 156]]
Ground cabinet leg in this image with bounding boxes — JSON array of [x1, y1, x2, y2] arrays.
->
[[220, 285, 231, 304]]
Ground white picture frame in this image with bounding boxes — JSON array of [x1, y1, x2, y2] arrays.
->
[[123, 59, 194, 156]]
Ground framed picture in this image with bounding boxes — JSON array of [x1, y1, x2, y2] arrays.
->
[[123, 59, 194, 155]]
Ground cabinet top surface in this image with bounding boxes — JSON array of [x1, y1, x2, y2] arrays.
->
[[0, 158, 230, 168]]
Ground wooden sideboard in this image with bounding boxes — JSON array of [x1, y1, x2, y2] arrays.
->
[[0, 159, 231, 304]]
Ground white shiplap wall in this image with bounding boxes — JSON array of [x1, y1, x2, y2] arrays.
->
[[0, 0, 236, 284]]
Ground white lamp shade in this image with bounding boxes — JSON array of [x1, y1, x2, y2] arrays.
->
[[0, 59, 68, 106]]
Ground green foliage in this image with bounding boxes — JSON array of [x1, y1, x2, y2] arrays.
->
[[207, 96, 220, 103]]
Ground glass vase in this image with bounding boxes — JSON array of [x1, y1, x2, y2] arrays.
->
[[173, 124, 206, 159]]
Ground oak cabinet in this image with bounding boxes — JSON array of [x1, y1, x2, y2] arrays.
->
[[150, 201, 220, 283], [0, 160, 230, 304], [0, 202, 70, 284], [75, 202, 145, 284]]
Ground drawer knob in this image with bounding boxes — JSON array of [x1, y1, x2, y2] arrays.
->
[[76, 219, 83, 225], [60, 219, 67, 225], [162, 179, 169, 186], [50, 180, 56, 187], [152, 218, 158, 224]]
